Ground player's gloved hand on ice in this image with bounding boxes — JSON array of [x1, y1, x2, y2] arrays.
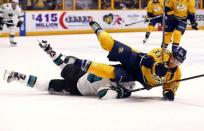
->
[[97, 85, 131, 99], [17, 20, 23, 27], [191, 22, 198, 30], [163, 89, 174, 101]]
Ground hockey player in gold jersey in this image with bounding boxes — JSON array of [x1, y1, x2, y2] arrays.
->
[[61, 21, 187, 101], [143, 0, 163, 44], [163, 0, 198, 51]]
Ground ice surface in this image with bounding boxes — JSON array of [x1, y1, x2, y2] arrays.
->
[[0, 31, 204, 131]]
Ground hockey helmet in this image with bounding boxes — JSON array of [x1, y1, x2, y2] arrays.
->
[[172, 46, 187, 63], [11, 0, 19, 3]]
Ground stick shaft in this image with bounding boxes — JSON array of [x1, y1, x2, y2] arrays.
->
[[129, 74, 204, 92]]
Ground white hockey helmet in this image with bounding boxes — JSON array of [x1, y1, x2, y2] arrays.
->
[[11, 0, 19, 4]]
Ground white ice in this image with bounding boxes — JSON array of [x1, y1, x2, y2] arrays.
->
[[0, 31, 204, 131]]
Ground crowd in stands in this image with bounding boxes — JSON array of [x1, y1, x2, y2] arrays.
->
[[0, 0, 203, 10]]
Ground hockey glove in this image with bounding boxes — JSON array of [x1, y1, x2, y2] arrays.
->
[[163, 90, 174, 101], [191, 22, 198, 30], [17, 20, 23, 27], [112, 86, 131, 98], [98, 86, 131, 99]]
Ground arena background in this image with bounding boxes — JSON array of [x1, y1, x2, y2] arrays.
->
[[1, 0, 204, 36]]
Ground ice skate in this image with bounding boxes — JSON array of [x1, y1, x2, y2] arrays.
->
[[3, 70, 21, 83], [89, 21, 102, 31], [143, 38, 148, 44], [38, 40, 56, 57], [10, 41, 17, 46]]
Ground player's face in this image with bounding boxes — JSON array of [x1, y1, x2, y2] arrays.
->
[[11, 2, 17, 9], [168, 55, 182, 68]]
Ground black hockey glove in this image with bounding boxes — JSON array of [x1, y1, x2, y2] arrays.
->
[[110, 86, 131, 99], [163, 90, 174, 101], [191, 22, 198, 30], [17, 20, 23, 27]]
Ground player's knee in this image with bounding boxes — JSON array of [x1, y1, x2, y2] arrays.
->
[[98, 31, 114, 51]]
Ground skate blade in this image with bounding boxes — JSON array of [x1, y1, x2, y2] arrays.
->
[[3, 70, 10, 81]]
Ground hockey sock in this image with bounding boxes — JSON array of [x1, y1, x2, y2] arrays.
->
[[26, 75, 38, 87]]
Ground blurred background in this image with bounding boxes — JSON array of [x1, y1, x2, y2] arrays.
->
[[0, 0, 204, 36], [0, 0, 203, 10]]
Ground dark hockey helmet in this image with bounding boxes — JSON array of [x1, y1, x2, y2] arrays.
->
[[172, 46, 187, 63]]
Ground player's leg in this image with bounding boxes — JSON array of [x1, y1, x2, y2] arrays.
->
[[143, 19, 157, 44], [64, 56, 116, 79], [172, 20, 187, 52], [162, 17, 175, 49], [3, 70, 50, 91], [89, 21, 114, 51], [38, 40, 67, 70], [3, 70, 80, 95], [7, 22, 17, 46], [64, 56, 134, 82]]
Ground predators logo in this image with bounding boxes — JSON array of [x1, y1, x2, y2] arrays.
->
[[176, 3, 187, 12], [103, 13, 114, 24], [153, 6, 162, 12]]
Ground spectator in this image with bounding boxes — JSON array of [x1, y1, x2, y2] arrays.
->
[[64, 0, 73, 10], [34, 0, 46, 10], [101, 0, 111, 9], [26, 0, 34, 10]]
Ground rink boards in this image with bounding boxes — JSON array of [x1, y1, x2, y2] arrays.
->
[[1, 10, 204, 36]]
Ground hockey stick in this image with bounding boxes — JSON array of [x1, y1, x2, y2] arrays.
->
[[2, 21, 14, 26], [125, 15, 162, 26], [161, 0, 166, 64], [128, 74, 204, 92]]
